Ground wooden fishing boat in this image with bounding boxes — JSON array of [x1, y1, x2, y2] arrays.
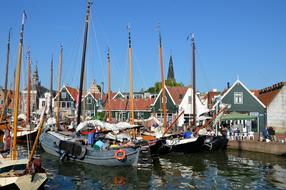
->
[[40, 1, 141, 167], [0, 12, 47, 189], [145, 33, 229, 155]]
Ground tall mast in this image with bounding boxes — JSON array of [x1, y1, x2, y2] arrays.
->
[[4, 28, 11, 102], [0, 29, 11, 122], [12, 11, 26, 160], [107, 48, 111, 122], [128, 25, 135, 126], [56, 46, 63, 129], [26, 48, 31, 124], [191, 33, 196, 127], [77, 1, 91, 125], [159, 30, 167, 130], [50, 56, 53, 118]]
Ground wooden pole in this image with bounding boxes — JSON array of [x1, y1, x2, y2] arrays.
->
[[128, 26, 135, 127], [159, 31, 167, 131], [49, 56, 53, 118], [27, 107, 46, 168], [4, 28, 11, 104], [163, 110, 184, 136], [26, 48, 31, 124], [77, 0, 91, 125], [191, 33, 196, 127], [12, 11, 26, 160], [56, 46, 63, 130], [107, 48, 111, 122]]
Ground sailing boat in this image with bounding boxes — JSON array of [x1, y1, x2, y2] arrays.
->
[[0, 11, 47, 189], [145, 33, 207, 155], [11, 48, 41, 140], [159, 34, 229, 153], [40, 1, 140, 166]]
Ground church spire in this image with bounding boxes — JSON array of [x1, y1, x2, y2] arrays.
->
[[32, 64, 40, 89], [167, 55, 175, 82]]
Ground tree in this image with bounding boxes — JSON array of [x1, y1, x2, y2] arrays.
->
[[147, 80, 184, 93]]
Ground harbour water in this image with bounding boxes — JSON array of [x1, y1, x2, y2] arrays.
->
[[39, 149, 286, 190]]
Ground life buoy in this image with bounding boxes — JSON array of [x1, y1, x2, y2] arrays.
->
[[114, 176, 126, 185], [114, 149, 126, 161]]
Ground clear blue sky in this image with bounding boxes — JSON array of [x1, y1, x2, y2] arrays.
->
[[0, 0, 285, 93]]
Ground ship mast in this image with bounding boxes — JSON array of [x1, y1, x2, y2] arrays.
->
[[56, 46, 63, 129], [191, 33, 196, 127], [0, 29, 12, 122], [77, 0, 91, 125], [4, 28, 11, 103], [128, 25, 135, 127], [107, 48, 111, 122], [50, 56, 53, 118], [158, 30, 167, 131], [12, 11, 26, 160], [26, 48, 31, 124]]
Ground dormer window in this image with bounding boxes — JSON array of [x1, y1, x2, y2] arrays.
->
[[234, 92, 243, 104]]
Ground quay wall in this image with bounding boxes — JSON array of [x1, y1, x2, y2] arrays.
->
[[228, 140, 286, 156]]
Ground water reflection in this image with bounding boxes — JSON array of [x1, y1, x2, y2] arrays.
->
[[42, 152, 151, 189], [11, 146, 285, 190], [152, 151, 286, 190]]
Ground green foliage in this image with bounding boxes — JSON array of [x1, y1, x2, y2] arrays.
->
[[146, 80, 184, 93]]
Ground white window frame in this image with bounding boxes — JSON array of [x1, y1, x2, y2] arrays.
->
[[87, 97, 92, 104], [234, 92, 243, 104], [188, 95, 192, 104], [61, 92, 67, 99]]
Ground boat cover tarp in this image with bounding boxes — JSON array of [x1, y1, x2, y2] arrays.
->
[[76, 119, 137, 132]]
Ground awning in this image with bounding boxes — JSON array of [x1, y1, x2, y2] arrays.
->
[[221, 112, 257, 121]]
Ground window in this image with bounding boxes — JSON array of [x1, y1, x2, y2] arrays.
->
[[0, 100, 3, 105], [87, 97, 92, 104], [61, 102, 66, 108], [67, 102, 70, 108], [179, 94, 183, 99], [61, 92, 66, 99], [234, 92, 243, 104], [42, 101, 46, 107], [188, 96, 192, 104]]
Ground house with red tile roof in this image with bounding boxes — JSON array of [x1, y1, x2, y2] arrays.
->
[[103, 97, 154, 122], [53, 85, 78, 116], [151, 86, 208, 127], [258, 82, 286, 134], [202, 90, 220, 109]]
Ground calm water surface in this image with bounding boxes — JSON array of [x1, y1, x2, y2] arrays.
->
[[40, 149, 286, 190]]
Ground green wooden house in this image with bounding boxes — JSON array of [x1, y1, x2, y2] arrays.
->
[[151, 86, 188, 124], [215, 80, 266, 133], [53, 85, 78, 116], [81, 92, 100, 118]]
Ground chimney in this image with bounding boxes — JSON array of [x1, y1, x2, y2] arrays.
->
[[227, 82, 230, 89]]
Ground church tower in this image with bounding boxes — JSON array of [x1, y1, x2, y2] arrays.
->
[[32, 64, 40, 90], [167, 55, 176, 82]]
